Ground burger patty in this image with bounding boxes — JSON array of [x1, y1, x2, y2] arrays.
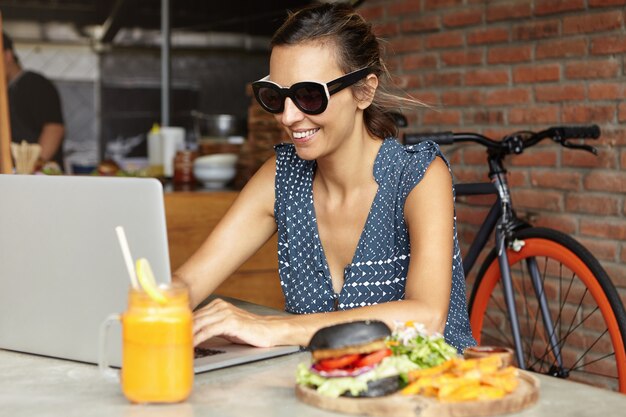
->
[[342, 376, 400, 398], [311, 339, 388, 361]]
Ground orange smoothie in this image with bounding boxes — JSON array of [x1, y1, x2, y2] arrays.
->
[[121, 284, 193, 403]]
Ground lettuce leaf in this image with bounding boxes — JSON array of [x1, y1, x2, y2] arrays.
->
[[296, 363, 369, 397], [387, 322, 458, 368]]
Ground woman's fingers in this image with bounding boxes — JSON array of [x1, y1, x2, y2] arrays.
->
[[191, 298, 270, 347], [192, 300, 235, 343], [193, 321, 231, 346]]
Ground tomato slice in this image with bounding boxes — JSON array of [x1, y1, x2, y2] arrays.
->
[[354, 349, 392, 368], [316, 353, 361, 371]]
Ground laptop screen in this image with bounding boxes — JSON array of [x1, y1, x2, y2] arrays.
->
[[0, 175, 171, 365]]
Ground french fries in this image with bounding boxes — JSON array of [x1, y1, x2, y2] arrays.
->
[[401, 354, 519, 402]]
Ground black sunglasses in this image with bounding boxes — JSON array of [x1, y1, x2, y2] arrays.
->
[[251, 67, 373, 115]]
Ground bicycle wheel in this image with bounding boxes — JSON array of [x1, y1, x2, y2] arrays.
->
[[468, 227, 626, 393]]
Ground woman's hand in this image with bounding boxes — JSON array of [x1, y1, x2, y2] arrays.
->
[[192, 298, 283, 348]]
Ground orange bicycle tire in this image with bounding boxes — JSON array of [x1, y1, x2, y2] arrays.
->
[[468, 227, 626, 393]]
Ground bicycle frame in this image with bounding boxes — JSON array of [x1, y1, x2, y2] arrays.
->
[[406, 124, 610, 382], [455, 182, 500, 275], [456, 164, 564, 371]]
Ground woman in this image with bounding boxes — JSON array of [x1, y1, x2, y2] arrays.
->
[[174, 3, 475, 352]]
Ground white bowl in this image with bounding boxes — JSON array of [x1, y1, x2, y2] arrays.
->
[[193, 154, 237, 189], [194, 153, 238, 168]]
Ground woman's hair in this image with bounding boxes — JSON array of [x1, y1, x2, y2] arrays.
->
[[271, 2, 418, 139]]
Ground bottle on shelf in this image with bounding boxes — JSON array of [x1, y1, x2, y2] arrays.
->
[[147, 123, 164, 178]]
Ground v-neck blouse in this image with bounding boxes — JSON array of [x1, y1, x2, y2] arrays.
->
[[273, 138, 476, 351]]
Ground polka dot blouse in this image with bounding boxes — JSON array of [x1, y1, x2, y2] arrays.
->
[[273, 138, 476, 351]]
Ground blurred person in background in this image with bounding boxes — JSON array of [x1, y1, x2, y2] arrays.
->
[[2, 31, 65, 170]]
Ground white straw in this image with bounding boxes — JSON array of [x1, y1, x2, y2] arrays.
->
[[115, 226, 140, 290]]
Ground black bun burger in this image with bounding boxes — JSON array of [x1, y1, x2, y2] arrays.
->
[[297, 320, 403, 398]]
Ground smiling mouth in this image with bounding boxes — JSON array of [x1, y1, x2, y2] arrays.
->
[[293, 128, 319, 140]]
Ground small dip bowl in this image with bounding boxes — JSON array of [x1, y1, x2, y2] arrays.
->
[[463, 345, 515, 368]]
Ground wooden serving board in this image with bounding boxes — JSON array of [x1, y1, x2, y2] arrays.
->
[[295, 371, 539, 417]]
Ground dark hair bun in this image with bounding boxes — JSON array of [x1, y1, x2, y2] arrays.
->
[[308, 320, 391, 351]]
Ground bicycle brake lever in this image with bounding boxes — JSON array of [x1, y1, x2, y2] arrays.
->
[[561, 140, 598, 155]]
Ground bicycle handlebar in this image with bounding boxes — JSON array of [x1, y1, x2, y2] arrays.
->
[[552, 125, 600, 140], [404, 125, 601, 155], [405, 131, 455, 145]]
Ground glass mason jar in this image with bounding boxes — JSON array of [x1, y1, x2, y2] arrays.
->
[[100, 282, 194, 403]]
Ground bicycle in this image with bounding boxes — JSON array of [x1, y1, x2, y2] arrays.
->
[[404, 125, 626, 393]]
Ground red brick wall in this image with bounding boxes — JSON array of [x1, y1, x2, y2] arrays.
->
[[360, 0, 626, 303]]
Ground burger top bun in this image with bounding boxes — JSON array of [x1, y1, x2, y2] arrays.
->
[[308, 320, 391, 351]]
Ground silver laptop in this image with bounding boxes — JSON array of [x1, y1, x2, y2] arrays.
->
[[0, 174, 299, 373]]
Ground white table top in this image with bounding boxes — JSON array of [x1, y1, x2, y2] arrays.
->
[[2, 348, 625, 417]]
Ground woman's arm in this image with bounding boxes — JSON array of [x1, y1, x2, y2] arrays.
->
[[402, 156, 454, 333], [191, 156, 456, 347], [173, 156, 278, 308]]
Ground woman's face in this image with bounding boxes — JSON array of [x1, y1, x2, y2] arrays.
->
[[268, 41, 364, 161]]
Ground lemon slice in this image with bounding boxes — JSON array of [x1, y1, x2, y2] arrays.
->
[[135, 258, 168, 304]]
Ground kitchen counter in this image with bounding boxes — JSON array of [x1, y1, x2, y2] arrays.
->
[[163, 189, 284, 310], [2, 348, 626, 417]]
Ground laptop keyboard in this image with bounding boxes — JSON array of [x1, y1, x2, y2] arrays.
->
[[194, 347, 226, 359]]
